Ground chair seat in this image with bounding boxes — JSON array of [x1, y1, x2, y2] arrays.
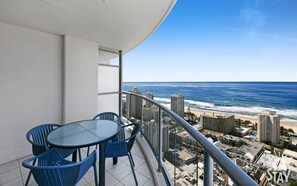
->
[[25, 124, 80, 186], [105, 141, 128, 157], [104, 123, 141, 185], [22, 148, 98, 186]]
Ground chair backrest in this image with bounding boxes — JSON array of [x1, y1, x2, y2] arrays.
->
[[93, 112, 119, 121], [26, 124, 60, 156], [126, 123, 142, 151], [22, 148, 97, 186]]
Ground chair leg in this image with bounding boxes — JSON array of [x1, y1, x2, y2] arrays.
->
[[129, 152, 135, 167], [93, 163, 98, 186], [25, 159, 36, 186], [128, 154, 138, 185], [87, 145, 98, 156], [25, 170, 31, 186], [87, 147, 90, 156], [78, 149, 82, 161]]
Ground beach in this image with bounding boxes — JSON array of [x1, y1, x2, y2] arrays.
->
[[124, 82, 297, 132], [189, 108, 297, 133]]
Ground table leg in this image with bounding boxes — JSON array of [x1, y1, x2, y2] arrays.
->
[[72, 149, 77, 162], [99, 143, 106, 186], [112, 138, 118, 164]]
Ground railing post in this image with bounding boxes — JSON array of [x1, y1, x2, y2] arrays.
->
[[141, 99, 143, 122], [204, 151, 213, 186], [140, 99, 143, 137], [118, 50, 122, 120], [127, 94, 130, 119], [158, 108, 163, 171]]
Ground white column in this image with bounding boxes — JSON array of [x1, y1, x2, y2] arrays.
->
[[63, 36, 98, 123]]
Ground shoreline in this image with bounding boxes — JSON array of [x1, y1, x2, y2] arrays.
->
[[188, 108, 297, 133]]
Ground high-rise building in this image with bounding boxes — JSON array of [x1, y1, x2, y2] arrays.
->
[[201, 114, 235, 134], [257, 111, 280, 145], [130, 87, 142, 119], [143, 107, 153, 121], [143, 120, 169, 153], [145, 92, 154, 107], [152, 105, 160, 123], [171, 94, 184, 117], [143, 104, 160, 122]]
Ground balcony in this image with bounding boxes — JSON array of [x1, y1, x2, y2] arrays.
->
[[0, 1, 258, 185], [0, 91, 258, 186]]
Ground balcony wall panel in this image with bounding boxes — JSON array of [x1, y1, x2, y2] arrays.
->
[[97, 59, 119, 115], [98, 65, 119, 94], [97, 94, 119, 115], [63, 36, 98, 123]]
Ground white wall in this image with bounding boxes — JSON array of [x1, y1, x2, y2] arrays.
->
[[0, 22, 116, 164], [0, 22, 63, 164], [63, 36, 98, 123]]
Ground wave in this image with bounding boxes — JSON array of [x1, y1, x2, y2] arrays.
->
[[155, 97, 215, 108], [215, 106, 297, 120], [185, 99, 215, 108], [154, 97, 297, 122], [154, 97, 171, 103]]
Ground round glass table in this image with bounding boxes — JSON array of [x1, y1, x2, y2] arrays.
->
[[47, 119, 121, 186]]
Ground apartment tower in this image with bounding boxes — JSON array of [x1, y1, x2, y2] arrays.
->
[[201, 114, 235, 134], [171, 94, 185, 117], [257, 111, 280, 145], [145, 92, 154, 107], [143, 120, 169, 153], [130, 87, 143, 119]]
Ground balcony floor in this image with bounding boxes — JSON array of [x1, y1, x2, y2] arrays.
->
[[0, 141, 155, 186]]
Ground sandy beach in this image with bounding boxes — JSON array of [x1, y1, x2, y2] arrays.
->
[[188, 108, 297, 133]]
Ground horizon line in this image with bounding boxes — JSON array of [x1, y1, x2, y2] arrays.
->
[[123, 81, 297, 83]]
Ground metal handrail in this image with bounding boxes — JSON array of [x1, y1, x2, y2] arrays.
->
[[123, 91, 257, 186]]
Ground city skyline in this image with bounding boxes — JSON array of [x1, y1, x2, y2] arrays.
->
[[123, 0, 297, 82]]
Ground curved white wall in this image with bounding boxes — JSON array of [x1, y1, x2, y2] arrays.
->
[[0, 22, 63, 164], [0, 22, 100, 164]]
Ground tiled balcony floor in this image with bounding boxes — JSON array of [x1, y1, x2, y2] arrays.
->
[[0, 141, 155, 186]]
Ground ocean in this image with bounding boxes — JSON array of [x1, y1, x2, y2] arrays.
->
[[123, 82, 297, 122]]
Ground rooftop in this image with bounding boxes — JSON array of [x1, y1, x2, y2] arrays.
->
[[256, 152, 281, 170], [283, 149, 297, 159], [278, 156, 297, 173]]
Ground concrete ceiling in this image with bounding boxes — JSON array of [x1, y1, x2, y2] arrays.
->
[[0, 0, 176, 61]]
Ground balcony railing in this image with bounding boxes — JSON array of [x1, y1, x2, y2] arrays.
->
[[122, 91, 257, 186]]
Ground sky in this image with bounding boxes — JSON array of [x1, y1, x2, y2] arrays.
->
[[123, 0, 297, 82]]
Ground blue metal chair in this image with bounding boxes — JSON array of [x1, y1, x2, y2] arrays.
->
[[25, 124, 79, 185], [93, 112, 125, 141], [22, 148, 97, 186], [87, 112, 125, 156], [93, 112, 119, 121], [105, 123, 141, 185]]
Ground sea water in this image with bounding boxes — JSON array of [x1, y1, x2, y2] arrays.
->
[[123, 82, 297, 122]]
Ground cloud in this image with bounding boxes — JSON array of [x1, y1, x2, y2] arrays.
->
[[240, 7, 268, 28], [228, 28, 297, 42], [239, 0, 269, 29]]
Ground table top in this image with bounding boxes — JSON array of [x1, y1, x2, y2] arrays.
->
[[47, 120, 121, 148]]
